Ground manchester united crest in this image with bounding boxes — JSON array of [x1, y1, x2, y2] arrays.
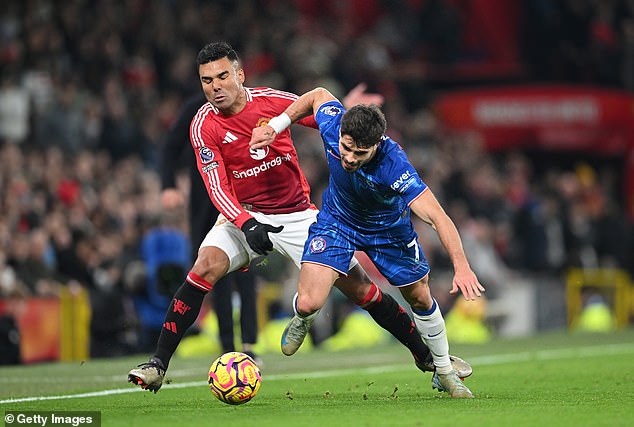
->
[[256, 117, 271, 127]]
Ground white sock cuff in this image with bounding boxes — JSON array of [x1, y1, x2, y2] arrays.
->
[[412, 298, 440, 320], [292, 292, 319, 321]]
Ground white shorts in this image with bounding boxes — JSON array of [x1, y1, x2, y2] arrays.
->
[[200, 208, 358, 274], [200, 208, 309, 273]]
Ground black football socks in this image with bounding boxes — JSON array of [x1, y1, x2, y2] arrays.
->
[[364, 291, 432, 363], [153, 281, 207, 369]]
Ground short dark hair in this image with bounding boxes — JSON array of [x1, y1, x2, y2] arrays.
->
[[196, 41, 240, 65], [340, 104, 386, 148]]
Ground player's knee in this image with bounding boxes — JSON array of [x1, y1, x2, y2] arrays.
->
[[191, 247, 229, 283], [400, 279, 433, 310], [408, 293, 435, 313], [295, 295, 321, 316], [409, 300, 432, 313]]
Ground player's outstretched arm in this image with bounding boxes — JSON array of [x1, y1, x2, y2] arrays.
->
[[409, 189, 485, 301], [250, 87, 337, 149]]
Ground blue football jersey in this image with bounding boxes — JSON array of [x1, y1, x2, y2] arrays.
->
[[314, 100, 428, 233]]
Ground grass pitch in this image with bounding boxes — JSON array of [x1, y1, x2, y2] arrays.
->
[[1, 329, 633, 427]]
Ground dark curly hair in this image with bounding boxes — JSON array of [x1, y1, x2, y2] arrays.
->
[[340, 104, 386, 148]]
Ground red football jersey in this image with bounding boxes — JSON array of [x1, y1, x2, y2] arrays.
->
[[190, 87, 317, 228]]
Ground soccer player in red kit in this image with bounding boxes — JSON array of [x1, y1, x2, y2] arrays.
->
[[128, 42, 471, 392]]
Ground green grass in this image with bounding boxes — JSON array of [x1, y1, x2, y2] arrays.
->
[[2, 329, 634, 427]]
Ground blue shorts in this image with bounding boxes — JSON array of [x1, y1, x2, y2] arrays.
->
[[301, 211, 430, 286]]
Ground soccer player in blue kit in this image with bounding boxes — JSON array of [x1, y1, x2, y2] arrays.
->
[[250, 87, 485, 398]]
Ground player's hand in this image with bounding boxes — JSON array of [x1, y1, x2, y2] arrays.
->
[[449, 268, 485, 301], [161, 188, 185, 209], [342, 83, 384, 108], [240, 218, 284, 255], [250, 125, 277, 150]]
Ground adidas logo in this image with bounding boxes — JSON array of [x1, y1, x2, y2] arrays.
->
[[222, 131, 238, 144]]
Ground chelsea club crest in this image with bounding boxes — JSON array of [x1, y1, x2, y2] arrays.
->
[[309, 237, 327, 253]]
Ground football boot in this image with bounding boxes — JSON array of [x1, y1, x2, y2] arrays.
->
[[281, 315, 314, 356], [127, 357, 166, 393], [432, 370, 475, 398], [414, 353, 473, 379]]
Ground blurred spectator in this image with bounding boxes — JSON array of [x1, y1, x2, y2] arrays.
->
[[35, 78, 88, 154], [99, 75, 148, 161], [90, 258, 134, 358], [0, 72, 30, 144], [7, 229, 60, 297], [133, 212, 190, 353], [0, 295, 21, 365]]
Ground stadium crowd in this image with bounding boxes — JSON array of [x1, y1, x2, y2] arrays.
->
[[0, 0, 632, 359]]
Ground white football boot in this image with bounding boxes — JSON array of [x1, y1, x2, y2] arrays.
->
[[280, 315, 314, 356], [432, 370, 475, 398]]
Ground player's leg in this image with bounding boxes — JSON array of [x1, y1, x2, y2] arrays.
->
[[127, 245, 229, 392], [281, 262, 339, 355], [335, 264, 472, 378], [399, 278, 474, 398], [363, 231, 473, 397], [275, 210, 352, 355], [335, 264, 432, 363], [128, 218, 253, 392], [398, 278, 447, 368]]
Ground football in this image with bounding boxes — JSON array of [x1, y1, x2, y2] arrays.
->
[[208, 352, 261, 405]]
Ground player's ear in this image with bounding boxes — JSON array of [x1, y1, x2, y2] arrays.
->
[[237, 68, 245, 84]]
